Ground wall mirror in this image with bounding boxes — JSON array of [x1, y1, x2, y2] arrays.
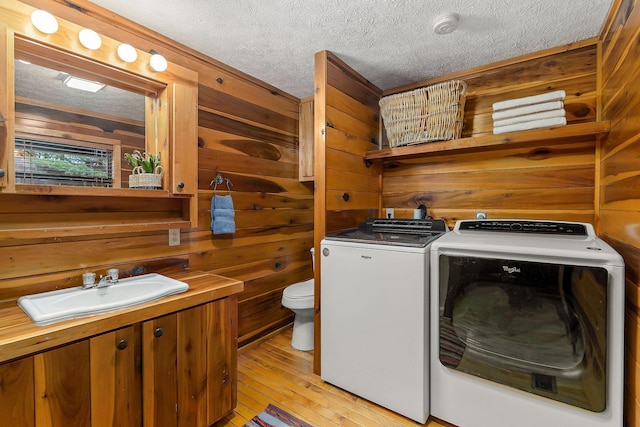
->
[[11, 35, 165, 192], [0, 4, 198, 229], [14, 56, 146, 188]]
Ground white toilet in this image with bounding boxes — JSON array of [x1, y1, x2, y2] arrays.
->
[[281, 248, 315, 351]]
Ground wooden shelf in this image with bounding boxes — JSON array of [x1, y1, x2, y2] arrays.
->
[[11, 185, 185, 198], [365, 121, 611, 161]]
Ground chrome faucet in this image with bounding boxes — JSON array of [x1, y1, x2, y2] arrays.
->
[[82, 268, 119, 289], [97, 268, 119, 288]]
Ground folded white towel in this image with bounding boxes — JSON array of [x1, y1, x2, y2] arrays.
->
[[493, 116, 567, 134], [493, 108, 566, 128], [493, 90, 566, 111], [492, 101, 564, 121]]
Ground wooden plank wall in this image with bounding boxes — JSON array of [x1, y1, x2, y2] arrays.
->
[[314, 51, 383, 235], [194, 81, 312, 347], [599, 0, 640, 424], [2, 0, 311, 348], [313, 51, 382, 371], [380, 44, 600, 227]]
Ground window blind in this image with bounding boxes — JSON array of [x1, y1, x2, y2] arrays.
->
[[15, 137, 113, 187]]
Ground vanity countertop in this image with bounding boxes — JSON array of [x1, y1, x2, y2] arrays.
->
[[0, 270, 243, 364]]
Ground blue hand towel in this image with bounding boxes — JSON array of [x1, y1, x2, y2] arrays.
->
[[211, 194, 236, 234], [213, 194, 234, 210]]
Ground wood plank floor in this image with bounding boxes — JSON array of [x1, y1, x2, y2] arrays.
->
[[215, 327, 452, 427]]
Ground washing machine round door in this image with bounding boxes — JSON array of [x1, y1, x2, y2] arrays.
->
[[437, 253, 608, 412]]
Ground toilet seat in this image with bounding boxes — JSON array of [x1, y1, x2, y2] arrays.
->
[[282, 279, 314, 309]]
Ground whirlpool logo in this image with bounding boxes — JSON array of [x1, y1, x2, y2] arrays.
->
[[502, 265, 521, 274]]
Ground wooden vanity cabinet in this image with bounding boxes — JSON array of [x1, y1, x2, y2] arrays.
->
[[0, 297, 237, 427]]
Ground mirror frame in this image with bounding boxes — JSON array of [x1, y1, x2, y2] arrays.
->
[[0, 2, 198, 200]]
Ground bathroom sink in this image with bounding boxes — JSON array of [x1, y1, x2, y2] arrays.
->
[[18, 273, 189, 325]]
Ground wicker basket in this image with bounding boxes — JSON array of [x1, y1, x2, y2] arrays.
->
[[129, 165, 163, 189], [379, 80, 467, 147]]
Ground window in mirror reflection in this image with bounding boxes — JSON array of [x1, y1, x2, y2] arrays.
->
[[14, 58, 146, 188], [15, 135, 114, 187]]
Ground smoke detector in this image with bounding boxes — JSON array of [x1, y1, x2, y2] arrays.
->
[[433, 13, 459, 35]]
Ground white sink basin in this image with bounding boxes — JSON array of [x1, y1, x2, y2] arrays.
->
[[18, 273, 189, 325]]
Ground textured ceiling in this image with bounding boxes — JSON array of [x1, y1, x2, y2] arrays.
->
[[88, 0, 612, 99]]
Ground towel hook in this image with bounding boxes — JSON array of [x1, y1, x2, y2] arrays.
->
[[209, 173, 233, 194]]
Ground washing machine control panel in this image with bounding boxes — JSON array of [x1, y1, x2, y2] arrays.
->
[[458, 220, 587, 235]]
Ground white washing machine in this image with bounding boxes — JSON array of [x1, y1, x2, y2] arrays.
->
[[430, 220, 624, 427], [320, 218, 447, 424]]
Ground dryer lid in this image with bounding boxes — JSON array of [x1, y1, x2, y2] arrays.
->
[[323, 218, 447, 247]]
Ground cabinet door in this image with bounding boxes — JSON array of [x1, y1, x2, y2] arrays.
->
[[90, 324, 142, 427], [176, 304, 207, 427], [0, 356, 34, 426], [298, 96, 314, 181], [170, 82, 198, 196], [144, 299, 237, 427], [205, 296, 238, 422], [178, 299, 238, 425], [34, 340, 91, 426], [143, 312, 179, 427]]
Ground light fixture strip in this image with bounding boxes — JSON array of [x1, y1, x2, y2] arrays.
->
[[29, 8, 168, 74]]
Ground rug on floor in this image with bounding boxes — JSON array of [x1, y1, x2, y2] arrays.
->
[[244, 404, 312, 427]]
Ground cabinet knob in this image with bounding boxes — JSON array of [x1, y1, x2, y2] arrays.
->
[[342, 193, 350, 201], [177, 182, 185, 189], [116, 339, 128, 350], [154, 327, 164, 338], [0, 169, 4, 178]]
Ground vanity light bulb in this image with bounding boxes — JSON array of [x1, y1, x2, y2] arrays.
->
[[79, 29, 102, 50], [31, 10, 58, 35], [149, 53, 168, 72], [117, 43, 137, 63]]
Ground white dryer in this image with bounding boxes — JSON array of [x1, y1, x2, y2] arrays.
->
[[321, 218, 447, 424], [430, 220, 624, 427]]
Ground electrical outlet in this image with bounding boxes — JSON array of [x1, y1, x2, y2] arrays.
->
[[385, 208, 394, 218], [168, 229, 180, 246]]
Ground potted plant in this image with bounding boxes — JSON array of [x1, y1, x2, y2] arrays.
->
[[125, 150, 163, 189]]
